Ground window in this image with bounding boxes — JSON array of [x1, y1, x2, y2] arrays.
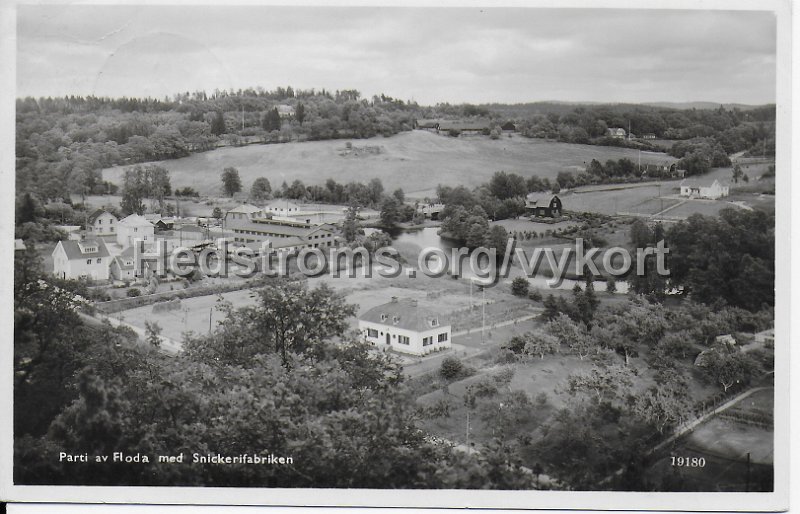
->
[[380, 314, 387, 322], [423, 336, 432, 346], [392, 316, 400, 325], [134, 228, 138, 232], [86, 259, 91, 264], [438, 333, 448, 342], [98, 220, 102, 224], [96, 258, 102, 264], [430, 318, 439, 327], [398, 335, 410, 345], [367, 328, 378, 338]]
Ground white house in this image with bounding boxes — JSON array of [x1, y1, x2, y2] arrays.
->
[[358, 297, 452, 356], [225, 204, 267, 226], [52, 239, 110, 281], [276, 104, 295, 119], [110, 246, 138, 282], [264, 201, 301, 217], [679, 178, 730, 200], [116, 214, 155, 247], [606, 127, 626, 139], [86, 209, 118, 236]]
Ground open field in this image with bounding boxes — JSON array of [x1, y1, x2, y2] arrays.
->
[[663, 200, 739, 219], [561, 184, 666, 215], [101, 131, 677, 196]]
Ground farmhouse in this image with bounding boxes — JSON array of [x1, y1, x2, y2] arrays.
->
[[501, 121, 517, 132], [52, 238, 110, 281], [606, 127, 627, 139], [642, 133, 657, 140], [358, 297, 452, 356], [116, 214, 155, 248], [525, 192, 563, 218], [86, 209, 118, 236], [276, 104, 295, 119], [679, 178, 730, 200]]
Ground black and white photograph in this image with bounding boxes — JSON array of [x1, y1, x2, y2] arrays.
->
[[1, 0, 792, 510]]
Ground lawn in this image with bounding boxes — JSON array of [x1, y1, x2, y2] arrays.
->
[[101, 131, 677, 197], [114, 288, 258, 341], [561, 185, 664, 215]]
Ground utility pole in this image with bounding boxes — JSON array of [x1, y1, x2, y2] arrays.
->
[[209, 307, 213, 333], [465, 409, 471, 455], [481, 286, 486, 344], [746, 452, 751, 492], [470, 279, 473, 311]]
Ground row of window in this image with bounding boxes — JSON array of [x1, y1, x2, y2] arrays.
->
[[379, 313, 438, 327], [423, 333, 448, 345], [86, 258, 103, 264], [366, 328, 448, 346]]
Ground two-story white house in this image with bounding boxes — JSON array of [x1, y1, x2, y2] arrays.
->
[[116, 214, 155, 248], [358, 297, 452, 356], [86, 209, 118, 237], [52, 239, 110, 281], [679, 178, 730, 200]]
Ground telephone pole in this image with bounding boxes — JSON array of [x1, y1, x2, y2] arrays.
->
[[481, 286, 486, 344], [465, 409, 471, 455]]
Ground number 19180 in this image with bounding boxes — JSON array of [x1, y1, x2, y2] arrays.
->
[[671, 456, 706, 467]]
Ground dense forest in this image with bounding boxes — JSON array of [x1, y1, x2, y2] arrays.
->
[[16, 87, 775, 204]]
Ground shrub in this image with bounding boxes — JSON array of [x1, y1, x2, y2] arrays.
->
[[528, 288, 543, 302], [126, 288, 142, 298], [511, 277, 530, 297], [439, 357, 465, 381]]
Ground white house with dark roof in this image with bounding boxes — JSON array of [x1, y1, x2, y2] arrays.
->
[[86, 209, 118, 236], [358, 297, 452, 356], [116, 214, 155, 247], [679, 178, 730, 200], [52, 239, 111, 281]]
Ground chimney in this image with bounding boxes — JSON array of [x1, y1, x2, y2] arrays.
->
[[391, 296, 398, 303]]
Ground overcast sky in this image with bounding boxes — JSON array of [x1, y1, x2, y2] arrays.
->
[[17, 6, 776, 105]]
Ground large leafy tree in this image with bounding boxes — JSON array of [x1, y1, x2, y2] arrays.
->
[[250, 177, 272, 200], [221, 167, 242, 197], [666, 209, 774, 311]]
